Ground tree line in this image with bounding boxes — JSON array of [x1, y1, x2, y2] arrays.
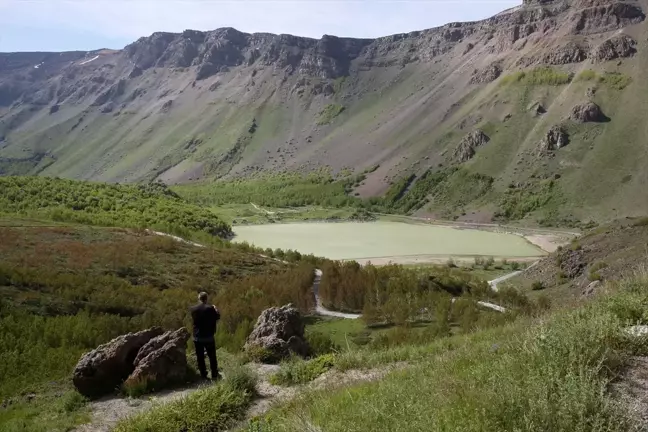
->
[[0, 176, 232, 238]]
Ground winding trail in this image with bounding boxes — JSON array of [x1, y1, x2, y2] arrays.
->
[[312, 269, 362, 319]]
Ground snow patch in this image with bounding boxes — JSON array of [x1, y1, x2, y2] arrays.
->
[[34, 62, 44, 69], [79, 55, 100, 65]]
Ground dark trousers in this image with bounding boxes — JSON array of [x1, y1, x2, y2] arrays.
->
[[194, 339, 218, 379]]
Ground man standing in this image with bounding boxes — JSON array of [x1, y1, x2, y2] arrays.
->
[[190, 292, 221, 381]]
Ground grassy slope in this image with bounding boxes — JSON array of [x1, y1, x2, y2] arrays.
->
[[0, 217, 317, 431], [248, 275, 648, 432]]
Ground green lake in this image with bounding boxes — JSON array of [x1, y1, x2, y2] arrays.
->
[[233, 222, 545, 261]]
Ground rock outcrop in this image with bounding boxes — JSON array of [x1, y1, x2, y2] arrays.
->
[[469, 62, 502, 84], [453, 130, 490, 162], [527, 101, 546, 116], [124, 328, 190, 390], [569, 101, 607, 122], [72, 327, 164, 398], [581, 280, 601, 297], [592, 34, 636, 62], [557, 247, 587, 279], [539, 125, 569, 153], [244, 304, 310, 363]]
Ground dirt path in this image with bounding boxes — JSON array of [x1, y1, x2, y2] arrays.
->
[[229, 362, 407, 431], [251, 203, 276, 215], [74, 383, 210, 432], [312, 269, 362, 319], [75, 362, 404, 432], [612, 356, 648, 430]]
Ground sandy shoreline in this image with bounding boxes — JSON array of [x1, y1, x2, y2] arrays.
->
[[350, 255, 541, 266]]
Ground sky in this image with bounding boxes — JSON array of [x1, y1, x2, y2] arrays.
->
[[0, 0, 520, 52]]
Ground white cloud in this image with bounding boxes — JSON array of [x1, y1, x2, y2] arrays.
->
[[1, 0, 519, 51]]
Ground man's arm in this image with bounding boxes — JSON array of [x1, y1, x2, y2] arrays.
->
[[212, 305, 221, 321]]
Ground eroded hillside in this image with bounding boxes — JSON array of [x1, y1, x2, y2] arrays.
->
[[1, 0, 647, 223]]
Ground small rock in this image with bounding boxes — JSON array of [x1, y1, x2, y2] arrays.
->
[[538, 125, 569, 154], [101, 102, 115, 114], [160, 99, 173, 113], [582, 280, 601, 297], [26, 393, 36, 403], [527, 101, 546, 116], [453, 130, 490, 162]]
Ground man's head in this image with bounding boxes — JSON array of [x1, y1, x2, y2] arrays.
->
[[198, 292, 209, 304]]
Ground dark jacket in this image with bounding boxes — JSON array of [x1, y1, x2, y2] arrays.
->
[[190, 303, 220, 342]]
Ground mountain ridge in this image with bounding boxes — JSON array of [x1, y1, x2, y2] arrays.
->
[[1, 0, 647, 224]]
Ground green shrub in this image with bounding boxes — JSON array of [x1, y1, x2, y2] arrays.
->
[[599, 72, 632, 90], [350, 330, 372, 346], [576, 69, 598, 81], [121, 376, 153, 398], [114, 379, 252, 432], [589, 272, 603, 282], [500, 67, 571, 86], [0, 176, 232, 238], [633, 217, 648, 227], [590, 261, 608, 273], [532, 281, 546, 291], [510, 261, 520, 271], [270, 354, 336, 386], [317, 104, 346, 125], [307, 332, 340, 356], [588, 261, 609, 281], [570, 242, 582, 251], [243, 345, 275, 364], [484, 256, 495, 270], [60, 391, 88, 413], [225, 365, 258, 395], [536, 294, 552, 311]]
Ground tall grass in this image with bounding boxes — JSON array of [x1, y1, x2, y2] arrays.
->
[[115, 366, 258, 432]]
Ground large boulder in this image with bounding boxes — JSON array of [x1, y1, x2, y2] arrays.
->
[[453, 130, 490, 162], [245, 304, 310, 363], [569, 102, 607, 123], [72, 327, 164, 398], [124, 328, 190, 390]]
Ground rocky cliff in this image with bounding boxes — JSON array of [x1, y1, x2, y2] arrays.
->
[[1, 0, 647, 222]]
